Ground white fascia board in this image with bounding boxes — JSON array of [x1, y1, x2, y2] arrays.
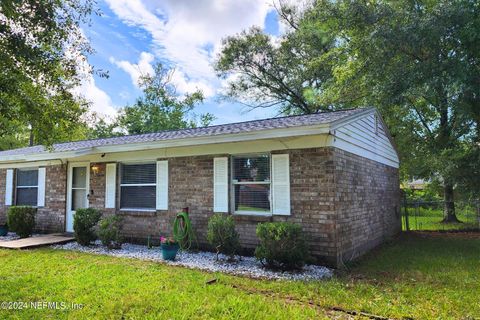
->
[[329, 108, 376, 130], [0, 159, 64, 169], [0, 124, 330, 164], [94, 125, 330, 153]]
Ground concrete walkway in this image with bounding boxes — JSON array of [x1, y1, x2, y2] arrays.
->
[[0, 233, 74, 249]]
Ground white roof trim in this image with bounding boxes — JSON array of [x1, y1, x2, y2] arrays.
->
[[0, 124, 330, 163]]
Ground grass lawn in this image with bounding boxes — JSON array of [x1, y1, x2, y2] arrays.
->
[[402, 207, 479, 231], [402, 215, 479, 231], [0, 233, 478, 319]]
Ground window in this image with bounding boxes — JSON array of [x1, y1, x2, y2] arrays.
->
[[120, 163, 156, 210], [71, 167, 87, 211], [16, 169, 38, 206], [232, 154, 271, 214]]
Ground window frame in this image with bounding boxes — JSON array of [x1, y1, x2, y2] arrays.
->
[[119, 162, 157, 211], [230, 153, 272, 216], [15, 167, 39, 207]]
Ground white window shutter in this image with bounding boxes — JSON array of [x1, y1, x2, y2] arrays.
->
[[37, 167, 46, 207], [156, 160, 168, 210], [5, 169, 13, 206], [105, 163, 116, 208], [213, 157, 228, 212], [272, 154, 291, 215]]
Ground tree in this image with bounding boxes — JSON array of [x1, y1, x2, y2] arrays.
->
[[0, 0, 101, 149], [118, 63, 214, 134], [215, 0, 480, 221], [214, 3, 340, 115], [84, 113, 123, 140], [321, 0, 479, 221]]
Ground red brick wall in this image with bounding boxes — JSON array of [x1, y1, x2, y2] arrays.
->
[[35, 164, 67, 233], [0, 165, 67, 232], [333, 148, 401, 265], [86, 149, 339, 264]]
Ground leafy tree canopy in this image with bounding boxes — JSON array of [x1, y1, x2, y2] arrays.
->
[[0, 0, 102, 149], [85, 63, 214, 139], [117, 63, 215, 135]]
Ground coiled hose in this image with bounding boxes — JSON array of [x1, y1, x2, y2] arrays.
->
[[173, 211, 196, 250]]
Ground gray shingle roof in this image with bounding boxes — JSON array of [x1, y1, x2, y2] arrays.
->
[[0, 108, 368, 158]]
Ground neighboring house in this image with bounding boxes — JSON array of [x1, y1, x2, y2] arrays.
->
[[0, 108, 400, 266], [402, 179, 428, 190]]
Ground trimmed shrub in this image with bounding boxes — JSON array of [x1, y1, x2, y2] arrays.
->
[[98, 215, 123, 249], [73, 208, 101, 246], [255, 222, 309, 270], [7, 206, 36, 238], [207, 213, 240, 259]]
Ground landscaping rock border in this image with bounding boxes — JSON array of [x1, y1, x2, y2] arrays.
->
[[0, 232, 42, 242], [52, 241, 333, 281]]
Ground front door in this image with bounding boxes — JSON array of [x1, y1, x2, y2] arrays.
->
[[66, 163, 90, 232]]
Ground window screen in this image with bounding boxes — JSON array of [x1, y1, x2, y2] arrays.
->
[[232, 155, 271, 213], [120, 163, 156, 209], [16, 169, 38, 206]]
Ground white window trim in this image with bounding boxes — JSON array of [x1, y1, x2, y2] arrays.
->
[[231, 153, 273, 216], [119, 162, 157, 211], [119, 208, 157, 212], [15, 168, 39, 207]]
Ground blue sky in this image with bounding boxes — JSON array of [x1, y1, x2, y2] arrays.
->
[[79, 0, 282, 125]]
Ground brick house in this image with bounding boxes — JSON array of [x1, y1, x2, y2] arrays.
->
[[0, 108, 400, 266]]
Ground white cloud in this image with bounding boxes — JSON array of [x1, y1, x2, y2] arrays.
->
[[109, 51, 155, 88], [72, 75, 118, 120], [169, 68, 215, 98], [104, 0, 273, 96]]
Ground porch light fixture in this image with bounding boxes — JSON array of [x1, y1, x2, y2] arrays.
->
[[91, 164, 100, 176]]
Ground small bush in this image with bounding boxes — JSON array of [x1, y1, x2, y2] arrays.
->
[[98, 215, 123, 249], [255, 222, 309, 270], [207, 213, 240, 259], [7, 206, 36, 238], [73, 208, 101, 246]]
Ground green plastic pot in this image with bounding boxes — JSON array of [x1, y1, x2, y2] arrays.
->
[[161, 243, 179, 261]]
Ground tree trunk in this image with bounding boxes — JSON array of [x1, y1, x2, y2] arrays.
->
[[442, 184, 460, 223]]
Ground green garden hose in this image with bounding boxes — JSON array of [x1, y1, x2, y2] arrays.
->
[[173, 211, 196, 250]]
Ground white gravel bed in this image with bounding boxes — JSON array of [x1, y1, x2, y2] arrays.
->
[[52, 241, 332, 281], [0, 232, 42, 241], [0, 232, 20, 241]]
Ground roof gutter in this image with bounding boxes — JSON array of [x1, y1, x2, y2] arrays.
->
[[0, 124, 331, 164]]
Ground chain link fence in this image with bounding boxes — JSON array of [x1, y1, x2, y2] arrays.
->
[[402, 200, 480, 231]]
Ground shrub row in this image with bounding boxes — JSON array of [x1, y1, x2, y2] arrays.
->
[[6, 206, 308, 270], [4, 206, 123, 247], [73, 208, 122, 248], [207, 213, 309, 270], [6, 206, 36, 238]]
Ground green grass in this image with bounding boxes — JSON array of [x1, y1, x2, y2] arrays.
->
[[403, 215, 479, 231], [0, 233, 479, 319], [402, 206, 479, 231]]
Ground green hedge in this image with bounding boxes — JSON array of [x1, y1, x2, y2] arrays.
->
[[98, 215, 123, 249], [207, 214, 240, 259], [255, 222, 309, 270], [7, 206, 36, 238], [73, 208, 101, 246]]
